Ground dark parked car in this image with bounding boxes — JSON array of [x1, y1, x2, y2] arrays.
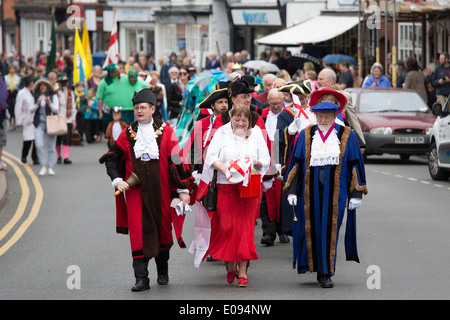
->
[[347, 88, 436, 160]]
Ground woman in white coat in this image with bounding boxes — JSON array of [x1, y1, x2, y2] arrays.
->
[[14, 73, 38, 164]]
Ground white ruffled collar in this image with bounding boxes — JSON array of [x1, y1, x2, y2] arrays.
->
[[133, 120, 160, 161], [310, 125, 341, 167]]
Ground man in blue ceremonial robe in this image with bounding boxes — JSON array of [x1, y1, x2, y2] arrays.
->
[[283, 101, 368, 288]]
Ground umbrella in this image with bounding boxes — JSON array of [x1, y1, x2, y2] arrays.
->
[[243, 60, 280, 73], [287, 52, 323, 72], [175, 69, 229, 147], [322, 54, 357, 66]]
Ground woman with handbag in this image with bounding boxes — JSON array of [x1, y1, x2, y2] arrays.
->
[[201, 104, 271, 287], [30, 78, 59, 176]]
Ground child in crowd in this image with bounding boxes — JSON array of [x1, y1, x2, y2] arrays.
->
[[74, 82, 87, 144], [84, 88, 100, 144], [105, 106, 127, 149]]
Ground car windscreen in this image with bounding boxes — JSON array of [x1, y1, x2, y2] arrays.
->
[[358, 91, 430, 113]]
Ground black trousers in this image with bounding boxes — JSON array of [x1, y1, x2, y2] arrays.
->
[[260, 192, 282, 240], [21, 140, 38, 163], [132, 250, 170, 280]]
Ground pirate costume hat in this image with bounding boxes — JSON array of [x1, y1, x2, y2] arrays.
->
[[278, 79, 313, 96], [197, 87, 229, 109]]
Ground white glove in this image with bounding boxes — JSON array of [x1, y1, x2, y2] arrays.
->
[[348, 198, 362, 210], [288, 117, 302, 135], [275, 164, 283, 181], [192, 170, 201, 186], [263, 178, 273, 192], [287, 194, 297, 206]]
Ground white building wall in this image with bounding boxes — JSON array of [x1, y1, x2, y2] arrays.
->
[[285, 1, 326, 28], [209, 0, 231, 64], [20, 18, 51, 61]]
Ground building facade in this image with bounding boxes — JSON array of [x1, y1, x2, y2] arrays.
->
[[6, 0, 450, 77]]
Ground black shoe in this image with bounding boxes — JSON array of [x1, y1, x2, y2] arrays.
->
[[21, 157, 27, 164], [319, 275, 334, 288], [261, 234, 274, 246], [57, 157, 62, 164], [157, 274, 169, 285], [63, 158, 72, 164], [279, 234, 290, 243], [206, 254, 217, 262], [131, 279, 150, 292]]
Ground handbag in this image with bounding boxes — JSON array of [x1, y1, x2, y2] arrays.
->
[[238, 174, 262, 198], [201, 170, 217, 212], [70, 130, 82, 146], [46, 112, 68, 136]]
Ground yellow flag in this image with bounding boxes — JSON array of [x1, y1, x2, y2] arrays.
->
[[73, 27, 87, 84], [82, 21, 92, 80]]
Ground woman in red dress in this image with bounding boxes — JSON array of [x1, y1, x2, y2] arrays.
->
[[202, 104, 271, 287]]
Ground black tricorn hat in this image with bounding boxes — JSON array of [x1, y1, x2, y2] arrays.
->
[[197, 88, 229, 109], [278, 79, 312, 96], [241, 75, 255, 87], [132, 88, 156, 106], [228, 78, 254, 98]]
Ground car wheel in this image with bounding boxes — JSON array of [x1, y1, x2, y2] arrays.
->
[[428, 142, 450, 181]]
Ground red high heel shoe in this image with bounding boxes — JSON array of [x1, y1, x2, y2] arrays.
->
[[238, 277, 248, 287], [227, 271, 237, 284], [227, 262, 237, 284]]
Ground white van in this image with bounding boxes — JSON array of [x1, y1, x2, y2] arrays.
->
[[428, 95, 450, 180]]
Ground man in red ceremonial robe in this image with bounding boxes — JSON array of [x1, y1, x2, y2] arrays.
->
[[99, 88, 194, 291]]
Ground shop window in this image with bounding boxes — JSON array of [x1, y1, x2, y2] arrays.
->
[[37, 20, 47, 53], [126, 28, 155, 57], [398, 22, 422, 66]]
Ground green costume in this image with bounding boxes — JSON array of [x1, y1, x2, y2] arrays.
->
[[96, 65, 150, 130], [119, 68, 149, 124]]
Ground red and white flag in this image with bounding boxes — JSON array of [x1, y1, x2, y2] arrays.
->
[[103, 8, 119, 68]]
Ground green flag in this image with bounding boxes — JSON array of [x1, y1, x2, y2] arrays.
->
[[46, 11, 56, 75]]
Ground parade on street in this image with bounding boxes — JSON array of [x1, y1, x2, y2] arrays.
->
[[0, 0, 450, 307]]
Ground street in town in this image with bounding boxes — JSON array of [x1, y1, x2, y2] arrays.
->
[[1, 128, 450, 301]]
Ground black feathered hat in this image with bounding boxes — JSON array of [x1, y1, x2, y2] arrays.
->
[[228, 78, 254, 98]]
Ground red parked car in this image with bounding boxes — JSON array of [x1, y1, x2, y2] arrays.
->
[[346, 88, 436, 160]]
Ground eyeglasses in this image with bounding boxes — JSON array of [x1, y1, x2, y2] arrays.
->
[[179, 72, 188, 76], [269, 101, 283, 106]]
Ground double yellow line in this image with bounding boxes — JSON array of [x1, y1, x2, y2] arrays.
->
[[0, 151, 43, 257]]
